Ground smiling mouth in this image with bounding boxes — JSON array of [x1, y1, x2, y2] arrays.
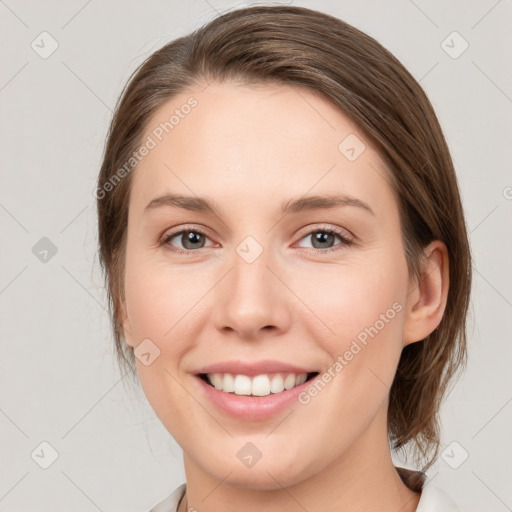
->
[[198, 371, 319, 396]]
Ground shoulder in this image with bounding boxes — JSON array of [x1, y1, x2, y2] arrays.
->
[[416, 482, 463, 512], [145, 483, 186, 512]]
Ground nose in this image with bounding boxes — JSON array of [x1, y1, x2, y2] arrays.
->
[[212, 247, 292, 340]]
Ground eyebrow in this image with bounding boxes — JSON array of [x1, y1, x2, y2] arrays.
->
[[144, 193, 375, 217]]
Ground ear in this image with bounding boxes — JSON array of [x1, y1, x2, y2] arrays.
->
[[402, 240, 449, 347], [119, 300, 136, 349]]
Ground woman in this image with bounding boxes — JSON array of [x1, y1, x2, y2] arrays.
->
[[96, 6, 472, 511]]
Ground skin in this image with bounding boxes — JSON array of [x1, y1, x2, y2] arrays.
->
[[120, 81, 449, 512]]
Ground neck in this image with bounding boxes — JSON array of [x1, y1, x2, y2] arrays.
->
[[178, 406, 421, 512]]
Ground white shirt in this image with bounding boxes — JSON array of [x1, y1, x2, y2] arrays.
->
[[147, 481, 462, 512]]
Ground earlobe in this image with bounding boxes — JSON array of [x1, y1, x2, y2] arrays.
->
[[402, 241, 449, 346]]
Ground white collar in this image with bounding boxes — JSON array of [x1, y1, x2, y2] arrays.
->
[[147, 480, 462, 512]]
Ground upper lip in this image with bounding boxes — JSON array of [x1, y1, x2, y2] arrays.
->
[[194, 359, 318, 377]]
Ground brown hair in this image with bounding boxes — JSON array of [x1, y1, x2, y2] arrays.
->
[[96, 5, 472, 474]]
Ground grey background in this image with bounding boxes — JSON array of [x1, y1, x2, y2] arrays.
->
[[1, 0, 511, 510]]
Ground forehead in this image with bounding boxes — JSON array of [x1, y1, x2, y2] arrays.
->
[[129, 81, 395, 220]]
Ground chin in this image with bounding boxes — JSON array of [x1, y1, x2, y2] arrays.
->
[[199, 450, 318, 491]]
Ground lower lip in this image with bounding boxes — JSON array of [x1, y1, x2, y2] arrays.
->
[[193, 374, 318, 421]]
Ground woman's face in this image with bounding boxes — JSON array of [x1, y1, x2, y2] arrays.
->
[[121, 81, 419, 489]]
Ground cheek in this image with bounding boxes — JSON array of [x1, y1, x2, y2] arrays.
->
[[124, 253, 202, 352], [294, 249, 408, 394], [124, 256, 203, 428], [295, 252, 407, 342]]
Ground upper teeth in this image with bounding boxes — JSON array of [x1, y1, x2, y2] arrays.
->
[[206, 373, 308, 396]]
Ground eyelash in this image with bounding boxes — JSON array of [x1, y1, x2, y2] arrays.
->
[[160, 224, 354, 256]]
